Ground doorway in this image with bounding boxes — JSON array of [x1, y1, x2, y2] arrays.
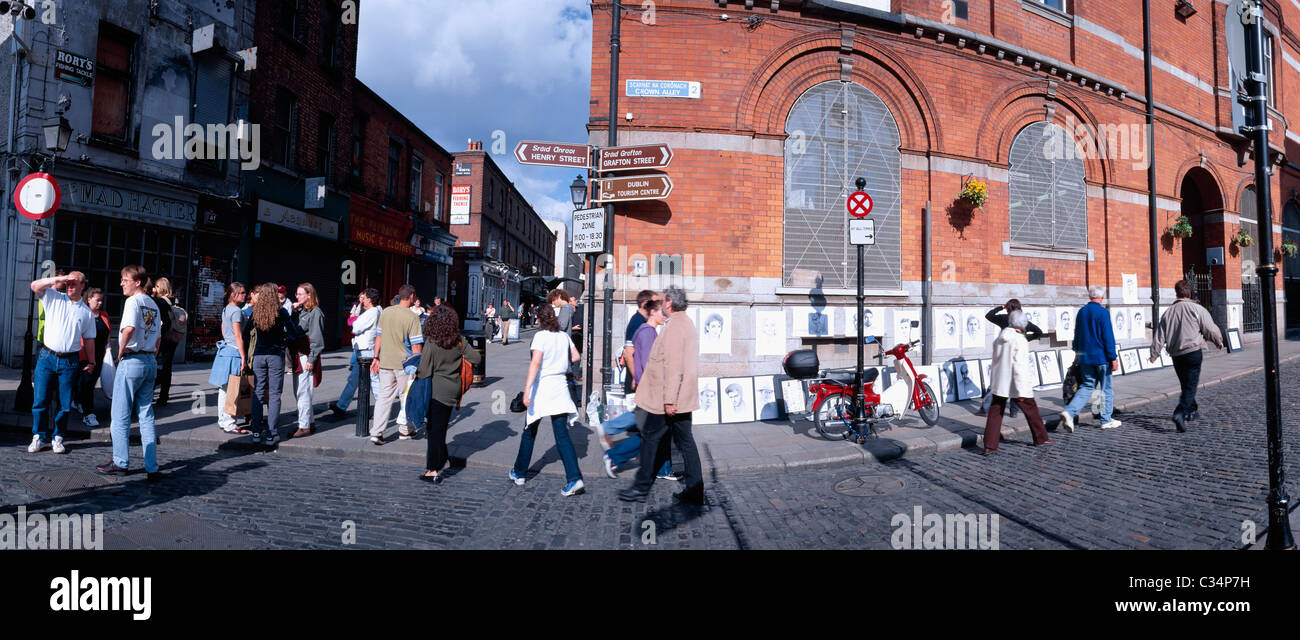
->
[[1179, 168, 1224, 302]]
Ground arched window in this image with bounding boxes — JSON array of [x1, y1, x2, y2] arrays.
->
[[1007, 122, 1088, 249], [1239, 186, 1259, 283], [783, 81, 901, 290]]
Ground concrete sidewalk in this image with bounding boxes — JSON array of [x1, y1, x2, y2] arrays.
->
[[3, 330, 1299, 478]]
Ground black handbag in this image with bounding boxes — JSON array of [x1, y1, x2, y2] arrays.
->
[[509, 392, 527, 413]]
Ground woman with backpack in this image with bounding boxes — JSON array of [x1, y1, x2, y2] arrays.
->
[[405, 304, 480, 484], [150, 278, 179, 407], [243, 283, 301, 446]]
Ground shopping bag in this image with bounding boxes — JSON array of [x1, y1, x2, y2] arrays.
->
[[225, 373, 255, 417], [99, 346, 116, 400]]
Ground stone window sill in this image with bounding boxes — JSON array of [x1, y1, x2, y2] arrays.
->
[[1003, 242, 1094, 261], [1020, 0, 1072, 27]]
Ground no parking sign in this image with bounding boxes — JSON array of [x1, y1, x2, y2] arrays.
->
[[14, 172, 61, 220]]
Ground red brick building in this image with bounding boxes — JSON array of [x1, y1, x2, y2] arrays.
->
[[449, 142, 558, 332], [349, 82, 457, 306], [585, 0, 1300, 394]]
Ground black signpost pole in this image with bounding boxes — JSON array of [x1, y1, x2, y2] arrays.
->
[[853, 177, 867, 441], [14, 238, 40, 412], [1242, 1, 1294, 550], [600, 0, 621, 409]]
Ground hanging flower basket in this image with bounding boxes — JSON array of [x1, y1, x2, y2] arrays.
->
[[1281, 240, 1299, 257], [1232, 228, 1254, 248], [1168, 216, 1193, 239], [957, 177, 988, 209]]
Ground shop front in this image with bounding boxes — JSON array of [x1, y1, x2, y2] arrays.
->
[[50, 166, 198, 355], [409, 220, 457, 305], [346, 194, 414, 312], [189, 194, 245, 359], [250, 198, 345, 345]]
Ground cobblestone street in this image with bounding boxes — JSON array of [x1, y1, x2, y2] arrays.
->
[[3, 364, 1296, 550]]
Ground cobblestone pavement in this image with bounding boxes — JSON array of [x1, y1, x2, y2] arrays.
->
[[3, 364, 1296, 550]]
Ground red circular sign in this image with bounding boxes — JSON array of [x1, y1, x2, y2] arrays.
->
[[14, 172, 61, 220], [847, 190, 872, 218]]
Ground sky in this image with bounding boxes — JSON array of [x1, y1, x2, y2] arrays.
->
[[356, 0, 594, 231]]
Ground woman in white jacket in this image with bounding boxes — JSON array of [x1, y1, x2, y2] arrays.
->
[[329, 288, 381, 416], [983, 310, 1053, 453]]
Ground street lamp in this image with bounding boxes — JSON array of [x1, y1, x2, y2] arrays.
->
[[569, 174, 587, 208], [42, 114, 71, 155]]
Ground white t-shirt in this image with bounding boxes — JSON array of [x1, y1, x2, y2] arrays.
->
[[351, 306, 381, 354], [41, 289, 96, 354], [530, 330, 576, 377], [121, 293, 162, 352]]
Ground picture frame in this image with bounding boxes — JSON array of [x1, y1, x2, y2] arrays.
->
[[1059, 349, 1076, 376], [1138, 346, 1162, 370], [942, 358, 982, 401], [779, 377, 807, 415], [694, 377, 720, 425], [1227, 328, 1243, 352], [978, 358, 993, 393], [718, 376, 756, 423], [1036, 350, 1062, 385], [934, 308, 962, 351], [754, 375, 782, 420], [960, 308, 987, 351], [1160, 349, 1174, 367], [1118, 349, 1142, 375]]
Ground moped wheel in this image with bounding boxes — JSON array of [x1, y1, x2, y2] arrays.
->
[[915, 381, 941, 426], [813, 393, 854, 440]]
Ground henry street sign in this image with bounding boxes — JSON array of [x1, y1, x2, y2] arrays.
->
[[598, 144, 673, 172], [849, 218, 876, 246], [572, 207, 606, 254], [514, 141, 591, 168], [594, 175, 674, 202]]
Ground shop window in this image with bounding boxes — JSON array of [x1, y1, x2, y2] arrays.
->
[[386, 139, 402, 204], [410, 154, 423, 212], [783, 81, 901, 290], [91, 22, 137, 144], [1007, 121, 1088, 250], [317, 112, 336, 184], [272, 88, 298, 168]]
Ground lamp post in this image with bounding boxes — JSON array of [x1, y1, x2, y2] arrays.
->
[[14, 112, 73, 412]]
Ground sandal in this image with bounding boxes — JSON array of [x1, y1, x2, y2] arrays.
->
[[223, 427, 251, 435]]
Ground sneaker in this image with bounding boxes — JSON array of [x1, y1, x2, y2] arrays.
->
[[52, 436, 66, 454], [657, 471, 683, 482], [95, 462, 128, 476], [1100, 419, 1122, 430], [328, 402, 346, 417], [509, 469, 526, 486], [370, 435, 384, 446], [398, 427, 416, 440], [264, 432, 280, 446], [603, 455, 618, 479], [561, 479, 585, 496], [27, 436, 47, 453], [1059, 412, 1075, 433], [82, 414, 100, 427], [249, 432, 265, 444]]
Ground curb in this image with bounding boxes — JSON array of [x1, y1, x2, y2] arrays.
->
[[6, 351, 1298, 477]]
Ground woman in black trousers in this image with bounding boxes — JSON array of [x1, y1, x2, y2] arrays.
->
[[407, 304, 481, 483], [150, 278, 177, 406]]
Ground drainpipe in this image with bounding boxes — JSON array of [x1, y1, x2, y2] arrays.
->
[[922, 200, 932, 365], [1143, 0, 1160, 329], [3, 16, 26, 365]]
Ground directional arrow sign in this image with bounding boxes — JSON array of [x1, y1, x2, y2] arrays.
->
[[597, 144, 673, 172], [513, 141, 591, 168], [593, 175, 674, 202]]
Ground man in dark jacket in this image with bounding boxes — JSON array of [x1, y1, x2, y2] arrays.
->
[[1060, 285, 1120, 432], [1149, 279, 1223, 432]]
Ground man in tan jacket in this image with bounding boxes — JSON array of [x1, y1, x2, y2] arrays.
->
[[618, 286, 705, 505], [1149, 279, 1224, 432]]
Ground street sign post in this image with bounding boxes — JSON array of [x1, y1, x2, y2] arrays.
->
[[849, 218, 875, 245], [597, 144, 673, 172], [847, 190, 873, 218], [571, 207, 606, 254], [513, 141, 592, 168], [593, 174, 673, 202], [30, 223, 50, 242], [14, 172, 61, 220]]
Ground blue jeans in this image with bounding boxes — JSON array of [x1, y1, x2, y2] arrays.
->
[[1063, 363, 1114, 423], [512, 414, 583, 483], [251, 353, 285, 436], [335, 348, 377, 411], [602, 412, 671, 474], [32, 349, 78, 441], [110, 354, 158, 472]]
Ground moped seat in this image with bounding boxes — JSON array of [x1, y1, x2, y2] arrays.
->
[[825, 368, 878, 385]]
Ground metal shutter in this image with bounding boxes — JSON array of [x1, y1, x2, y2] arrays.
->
[[783, 82, 901, 290], [195, 54, 232, 126], [1008, 122, 1088, 249]]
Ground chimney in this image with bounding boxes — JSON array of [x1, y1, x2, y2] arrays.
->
[[467, 140, 483, 151]]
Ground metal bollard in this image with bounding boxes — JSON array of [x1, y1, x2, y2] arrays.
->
[[356, 357, 373, 437]]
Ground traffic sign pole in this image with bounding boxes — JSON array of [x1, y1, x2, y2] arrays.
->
[[852, 179, 869, 440]]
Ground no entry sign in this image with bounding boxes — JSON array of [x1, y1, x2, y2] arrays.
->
[[846, 190, 872, 218], [14, 172, 61, 220]]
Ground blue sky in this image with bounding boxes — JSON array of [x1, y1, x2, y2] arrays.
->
[[356, 0, 594, 229]]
